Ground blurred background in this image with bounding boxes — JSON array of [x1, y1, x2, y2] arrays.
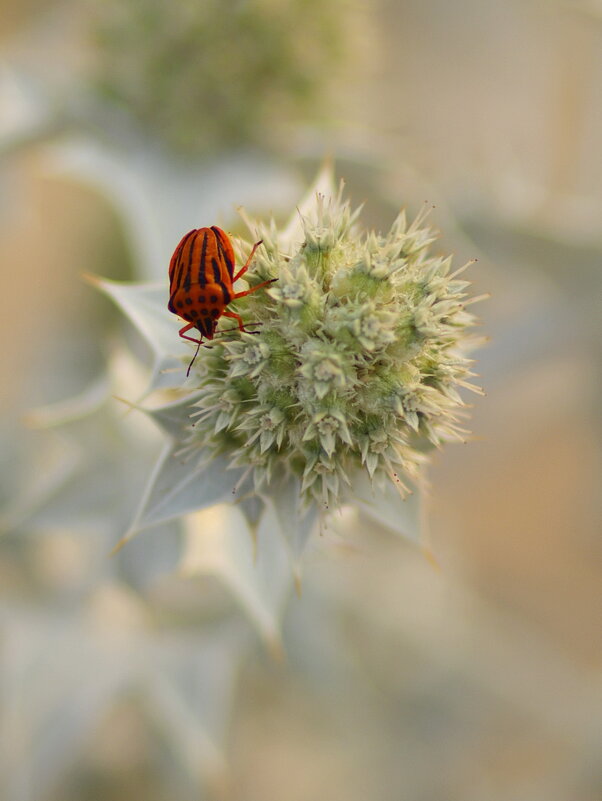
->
[[1, 1, 601, 800]]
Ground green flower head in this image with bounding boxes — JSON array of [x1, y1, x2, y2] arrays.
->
[[178, 182, 480, 509]]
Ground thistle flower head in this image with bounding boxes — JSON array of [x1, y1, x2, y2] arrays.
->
[[181, 184, 480, 509]]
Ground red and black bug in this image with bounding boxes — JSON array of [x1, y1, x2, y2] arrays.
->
[[168, 226, 274, 375]]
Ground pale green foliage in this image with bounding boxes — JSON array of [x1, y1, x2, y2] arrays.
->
[[184, 185, 479, 509], [89, 0, 357, 154]]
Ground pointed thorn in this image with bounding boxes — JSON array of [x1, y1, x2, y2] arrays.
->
[[81, 272, 103, 287], [294, 569, 303, 598], [422, 546, 441, 571], [110, 532, 134, 556]]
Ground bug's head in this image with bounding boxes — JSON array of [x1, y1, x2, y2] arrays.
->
[[197, 313, 218, 340]]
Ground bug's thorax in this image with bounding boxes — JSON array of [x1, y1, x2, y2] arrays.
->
[[168, 225, 236, 333], [169, 226, 235, 297]]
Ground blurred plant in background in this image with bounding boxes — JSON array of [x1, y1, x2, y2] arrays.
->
[[2, 0, 366, 283], [88, 0, 354, 156]]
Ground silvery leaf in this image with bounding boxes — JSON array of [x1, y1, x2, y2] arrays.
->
[[0, 432, 80, 536], [143, 392, 205, 440], [24, 376, 110, 428], [93, 278, 186, 392], [234, 493, 265, 531], [181, 504, 293, 649], [0, 588, 246, 800], [0, 606, 136, 801], [346, 468, 424, 545], [0, 65, 57, 158], [147, 625, 250, 789], [13, 416, 151, 541], [122, 445, 251, 546], [1, 381, 162, 547], [47, 137, 301, 279], [264, 474, 318, 564]]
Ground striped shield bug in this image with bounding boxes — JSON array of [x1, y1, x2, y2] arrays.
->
[[168, 226, 275, 375]]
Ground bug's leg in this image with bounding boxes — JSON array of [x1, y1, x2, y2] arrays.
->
[[216, 322, 262, 336], [218, 321, 262, 331], [178, 323, 202, 344], [221, 310, 246, 332], [178, 323, 204, 376], [232, 278, 278, 300], [233, 239, 263, 282], [186, 339, 203, 376], [220, 311, 261, 336]]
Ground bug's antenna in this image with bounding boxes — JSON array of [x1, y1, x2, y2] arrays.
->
[[186, 340, 202, 377]]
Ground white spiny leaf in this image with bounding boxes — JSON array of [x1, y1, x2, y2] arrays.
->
[[0, 592, 250, 801], [24, 377, 110, 428], [0, 64, 54, 155], [47, 138, 301, 279], [265, 474, 318, 562], [235, 493, 265, 531], [0, 604, 137, 801], [93, 278, 186, 391], [122, 443, 251, 543], [347, 469, 424, 545], [143, 392, 205, 439], [0, 432, 81, 535], [146, 625, 249, 791], [181, 504, 293, 649]]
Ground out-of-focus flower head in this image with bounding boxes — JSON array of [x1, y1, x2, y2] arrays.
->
[[88, 0, 360, 155]]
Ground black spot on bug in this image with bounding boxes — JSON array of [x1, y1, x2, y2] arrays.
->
[[199, 294, 206, 302], [211, 309, 219, 318], [200, 307, 208, 315], [190, 309, 198, 317], [210, 294, 218, 303], [177, 301, 184, 308], [185, 297, 192, 305]]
